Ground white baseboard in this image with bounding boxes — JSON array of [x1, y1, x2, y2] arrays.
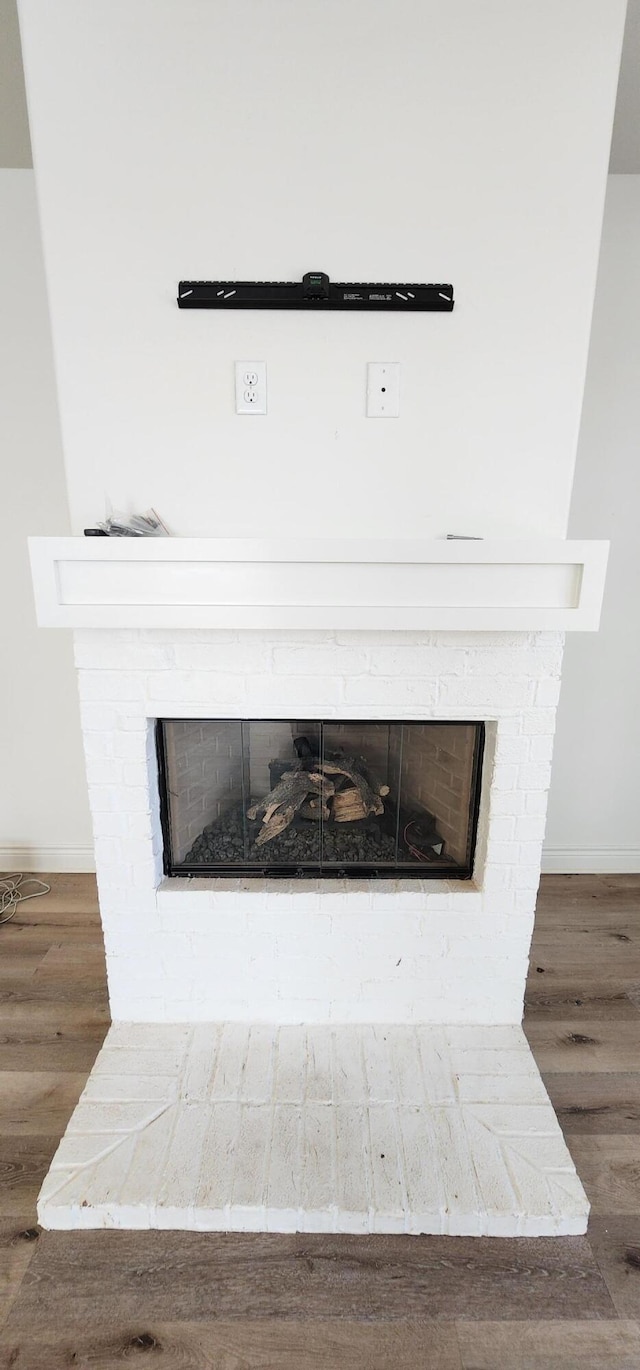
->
[[0, 846, 96, 874], [542, 848, 640, 874], [2, 845, 637, 878]]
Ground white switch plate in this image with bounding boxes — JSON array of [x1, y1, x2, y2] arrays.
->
[[367, 362, 400, 417], [235, 361, 267, 414]]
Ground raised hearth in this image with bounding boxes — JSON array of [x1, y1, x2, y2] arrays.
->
[[38, 1022, 588, 1236]]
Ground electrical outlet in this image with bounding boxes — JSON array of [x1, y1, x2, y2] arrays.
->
[[235, 361, 267, 414], [367, 362, 400, 417]]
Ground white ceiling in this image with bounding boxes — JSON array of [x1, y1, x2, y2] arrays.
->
[[0, 0, 639, 171]]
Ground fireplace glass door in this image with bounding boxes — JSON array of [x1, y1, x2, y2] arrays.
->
[[157, 719, 484, 879]]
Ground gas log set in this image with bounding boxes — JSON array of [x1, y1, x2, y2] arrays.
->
[[179, 735, 449, 873], [248, 736, 390, 846]]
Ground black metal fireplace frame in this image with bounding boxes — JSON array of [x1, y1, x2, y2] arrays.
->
[[156, 718, 485, 880]]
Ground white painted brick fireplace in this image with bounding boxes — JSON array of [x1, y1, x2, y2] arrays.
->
[[29, 539, 607, 1235], [79, 625, 560, 1026]]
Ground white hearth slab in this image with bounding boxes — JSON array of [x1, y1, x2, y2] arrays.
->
[[38, 1023, 588, 1236]]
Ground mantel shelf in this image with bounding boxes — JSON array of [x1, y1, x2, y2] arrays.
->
[[28, 537, 609, 632]]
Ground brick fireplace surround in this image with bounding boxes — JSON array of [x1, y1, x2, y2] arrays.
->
[[30, 538, 608, 1235]]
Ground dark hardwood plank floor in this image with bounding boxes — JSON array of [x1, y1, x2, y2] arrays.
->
[[0, 871, 638, 1368]]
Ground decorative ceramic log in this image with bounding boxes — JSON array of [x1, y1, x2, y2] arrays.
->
[[352, 754, 390, 799], [320, 760, 384, 817], [246, 771, 311, 822], [331, 787, 369, 823]]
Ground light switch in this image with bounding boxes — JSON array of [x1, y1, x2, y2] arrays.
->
[[367, 363, 400, 417]]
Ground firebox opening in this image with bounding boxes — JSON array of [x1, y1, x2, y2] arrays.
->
[[156, 719, 484, 879]]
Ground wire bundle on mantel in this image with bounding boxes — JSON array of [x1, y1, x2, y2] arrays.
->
[[0, 873, 51, 926]]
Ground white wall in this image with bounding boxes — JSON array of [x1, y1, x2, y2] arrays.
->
[[19, 0, 625, 541], [544, 176, 640, 872], [0, 170, 93, 871]]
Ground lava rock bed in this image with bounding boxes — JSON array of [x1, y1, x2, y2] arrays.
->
[[183, 799, 400, 868]]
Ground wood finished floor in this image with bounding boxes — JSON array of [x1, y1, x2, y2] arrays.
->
[[0, 874, 638, 1368]]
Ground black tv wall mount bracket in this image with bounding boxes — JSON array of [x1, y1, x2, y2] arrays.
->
[[177, 272, 454, 312]]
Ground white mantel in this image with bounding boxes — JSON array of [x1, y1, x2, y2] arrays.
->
[[29, 537, 609, 632]]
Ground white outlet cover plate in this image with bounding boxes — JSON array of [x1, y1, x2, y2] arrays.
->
[[235, 361, 267, 414], [367, 362, 400, 417]]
